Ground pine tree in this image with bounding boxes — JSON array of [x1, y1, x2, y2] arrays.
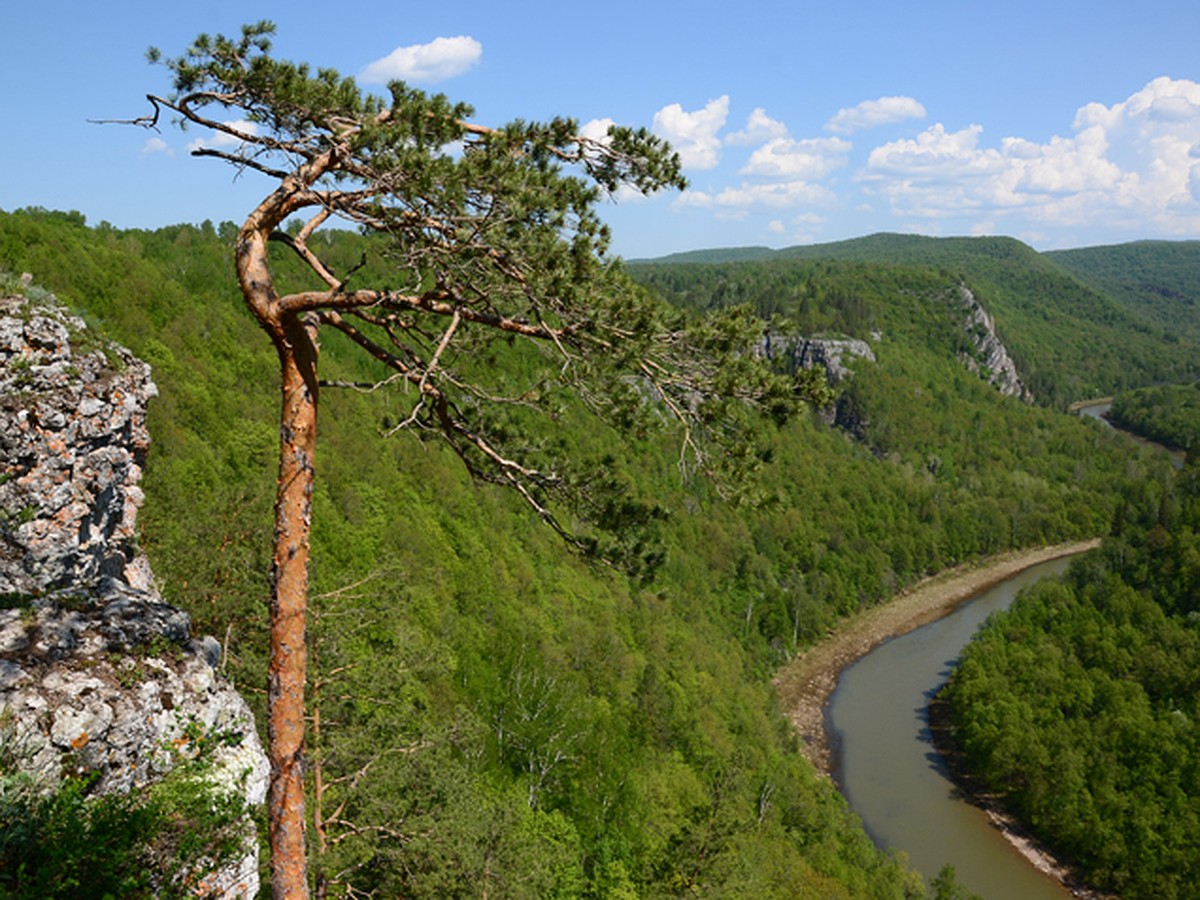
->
[[116, 22, 820, 897]]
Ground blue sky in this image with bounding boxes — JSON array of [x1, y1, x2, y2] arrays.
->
[[4, 1, 1200, 258]]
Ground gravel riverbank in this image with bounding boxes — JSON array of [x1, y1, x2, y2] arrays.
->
[[773, 540, 1101, 778]]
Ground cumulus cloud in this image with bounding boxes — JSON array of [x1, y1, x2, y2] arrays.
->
[[825, 96, 926, 135], [579, 118, 616, 143], [741, 137, 852, 179], [186, 120, 258, 154], [677, 179, 838, 212], [140, 137, 172, 158], [653, 96, 730, 170], [725, 107, 789, 146], [360, 36, 482, 85], [651, 77, 1200, 245], [866, 124, 1004, 181], [859, 77, 1200, 238]]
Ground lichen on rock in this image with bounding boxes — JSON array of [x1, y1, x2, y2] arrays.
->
[[0, 284, 267, 898]]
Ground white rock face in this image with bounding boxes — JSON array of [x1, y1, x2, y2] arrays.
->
[[757, 333, 876, 386], [0, 289, 267, 898], [956, 285, 1031, 401]]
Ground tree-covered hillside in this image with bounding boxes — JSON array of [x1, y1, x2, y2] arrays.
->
[[0, 207, 1171, 897], [944, 459, 1200, 899], [1108, 382, 1200, 452], [1047, 240, 1200, 342], [635, 234, 1200, 406]]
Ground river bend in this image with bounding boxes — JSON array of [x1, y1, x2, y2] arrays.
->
[[829, 556, 1079, 900]]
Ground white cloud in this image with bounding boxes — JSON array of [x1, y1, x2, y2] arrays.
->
[[360, 36, 482, 85], [652, 96, 730, 170], [653, 77, 1200, 246], [140, 137, 172, 158], [825, 96, 926, 135], [677, 179, 837, 212], [786, 212, 828, 243], [579, 118, 616, 143], [741, 137, 851, 179], [866, 124, 1004, 181], [186, 120, 258, 154], [725, 108, 789, 146], [859, 77, 1200, 239]]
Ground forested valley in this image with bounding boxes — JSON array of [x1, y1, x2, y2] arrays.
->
[[943, 445, 1200, 898], [2, 206, 1197, 897]]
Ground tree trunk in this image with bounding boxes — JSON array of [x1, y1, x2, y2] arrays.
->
[[267, 311, 320, 899]]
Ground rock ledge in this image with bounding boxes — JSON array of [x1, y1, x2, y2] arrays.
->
[[0, 285, 267, 898]]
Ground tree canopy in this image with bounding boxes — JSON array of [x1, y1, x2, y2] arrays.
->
[[123, 22, 819, 898]]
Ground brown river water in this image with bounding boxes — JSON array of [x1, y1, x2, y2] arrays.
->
[[813, 401, 1180, 897], [829, 555, 1080, 900]]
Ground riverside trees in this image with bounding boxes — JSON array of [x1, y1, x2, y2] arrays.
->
[[944, 462, 1200, 898], [124, 23, 814, 898]]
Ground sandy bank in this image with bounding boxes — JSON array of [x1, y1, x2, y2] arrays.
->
[[772, 539, 1101, 778]]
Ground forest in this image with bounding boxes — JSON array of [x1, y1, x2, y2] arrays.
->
[[637, 233, 1200, 407], [1108, 381, 1200, 452], [0, 205, 1195, 897], [943, 459, 1200, 898], [1047, 240, 1200, 343]]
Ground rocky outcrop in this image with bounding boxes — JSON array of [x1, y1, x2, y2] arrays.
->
[[757, 333, 876, 438], [757, 333, 876, 386], [0, 284, 267, 898], [0, 291, 156, 593], [955, 285, 1030, 401]]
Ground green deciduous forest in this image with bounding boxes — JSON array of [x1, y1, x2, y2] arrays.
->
[[943, 461, 1200, 899], [638, 233, 1200, 406], [1, 205, 1196, 896], [1109, 381, 1200, 451], [1048, 240, 1200, 342]]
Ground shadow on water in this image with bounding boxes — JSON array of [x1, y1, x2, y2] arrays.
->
[[829, 555, 1082, 899]]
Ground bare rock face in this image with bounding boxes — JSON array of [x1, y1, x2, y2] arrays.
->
[[0, 293, 156, 593], [956, 285, 1031, 401], [757, 333, 877, 438], [0, 287, 267, 898], [757, 333, 876, 387]]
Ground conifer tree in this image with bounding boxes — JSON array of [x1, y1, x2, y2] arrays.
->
[[121, 22, 819, 897]]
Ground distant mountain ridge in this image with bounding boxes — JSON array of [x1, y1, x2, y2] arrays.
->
[[1046, 239, 1200, 342], [630, 232, 1200, 405]]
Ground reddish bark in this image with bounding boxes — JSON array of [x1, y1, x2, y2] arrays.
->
[[238, 213, 321, 899], [266, 313, 319, 900]]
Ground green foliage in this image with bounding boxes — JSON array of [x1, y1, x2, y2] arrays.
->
[[635, 232, 1200, 406], [1047, 240, 1200, 342], [1, 208, 1175, 896], [0, 723, 250, 899], [927, 864, 981, 900], [944, 462, 1200, 898], [1109, 381, 1200, 451]]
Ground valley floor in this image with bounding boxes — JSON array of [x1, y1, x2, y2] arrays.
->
[[773, 539, 1106, 898], [773, 539, 1101, 778]]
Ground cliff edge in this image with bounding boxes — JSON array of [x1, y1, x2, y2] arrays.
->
[[0, 280, 268, 897]]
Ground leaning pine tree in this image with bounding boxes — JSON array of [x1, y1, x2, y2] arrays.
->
[[121, 22, 826, 898]]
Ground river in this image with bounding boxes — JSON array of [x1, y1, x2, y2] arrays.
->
[[828, 555, 1081, 900], [1076, 399, 1185, 469]]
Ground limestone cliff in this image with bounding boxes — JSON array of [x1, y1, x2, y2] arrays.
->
[[757, 333, 876, 387], [955, 285, 1030, 401], [757, 333, 876, 438], [0, 282, 267, 897]]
